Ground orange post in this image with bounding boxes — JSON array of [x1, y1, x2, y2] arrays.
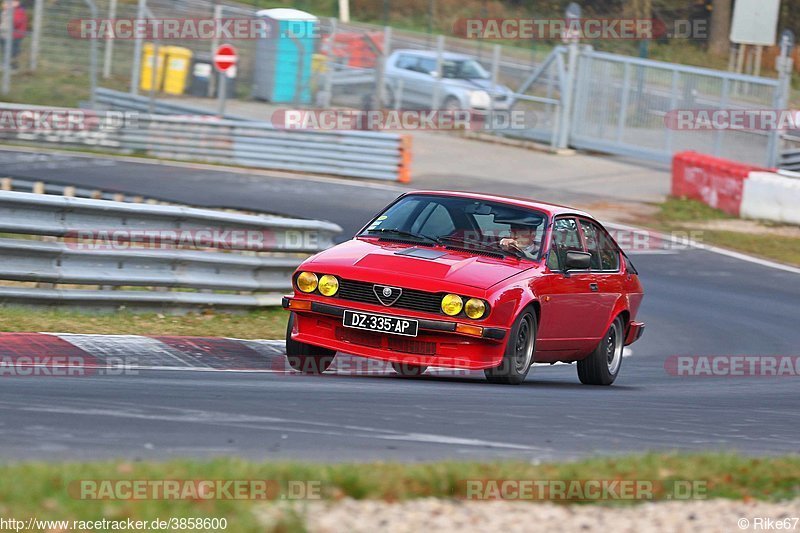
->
[[397, 134, 412, 184]]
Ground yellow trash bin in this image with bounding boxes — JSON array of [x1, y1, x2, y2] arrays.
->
[[140, 44, 192, 95], [139, 42, 164, 92], [161, 46, 193, 95]]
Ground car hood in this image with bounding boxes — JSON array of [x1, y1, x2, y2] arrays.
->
[[304, 238, 534, 291], [447, 78, 512, 94]]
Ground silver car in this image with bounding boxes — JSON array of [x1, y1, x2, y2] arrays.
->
[[383, 49, 513, 111]]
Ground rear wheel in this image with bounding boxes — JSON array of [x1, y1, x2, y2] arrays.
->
[[285, 312, 336, 374], [484, 309, 536, 385], [391, 361, 428, 376], [577, 316, 624, 386]]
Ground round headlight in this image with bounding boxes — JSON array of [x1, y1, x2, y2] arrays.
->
[[465, 298, 486, 319], [441, 294, 463, 316], [296, 272, 318, 293], [318, 275, 339, 296]]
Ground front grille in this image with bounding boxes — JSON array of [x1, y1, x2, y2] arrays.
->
[[335, 327, 437, 355], [387, 337, 436, 355], [337, 279, 442, 315]]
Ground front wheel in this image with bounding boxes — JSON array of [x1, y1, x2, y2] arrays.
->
[[577, 316, 624, 386], [484, 308, 537, 385], [285, 312, 336, 374]]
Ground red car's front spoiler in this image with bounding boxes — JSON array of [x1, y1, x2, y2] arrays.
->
[[283, 297, 509, 370]]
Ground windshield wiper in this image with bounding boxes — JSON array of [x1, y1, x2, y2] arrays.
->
[[439, 235, 525, 259], [365, 228, 441, 245]]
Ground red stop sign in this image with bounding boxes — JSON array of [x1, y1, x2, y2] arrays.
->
[[214, 44, 238, 72]]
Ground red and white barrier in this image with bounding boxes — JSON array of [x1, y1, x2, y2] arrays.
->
[[671, 151, 768, 216], [671, 152, 800, 225], [740, 171, 800, 225]]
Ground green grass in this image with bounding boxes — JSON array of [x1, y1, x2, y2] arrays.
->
[[0, 307, 289, 339], [644, 197, 800, 266], [0, 453, 797, 532]]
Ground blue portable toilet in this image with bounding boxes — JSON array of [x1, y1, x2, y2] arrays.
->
[[253, 8, 318, 104]]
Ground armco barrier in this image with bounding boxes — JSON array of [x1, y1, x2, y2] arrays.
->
[[741, 171, 800, 226], [0, 102, 412, 183], [672, 152, 769, 216], [0, 190, 342, 311]]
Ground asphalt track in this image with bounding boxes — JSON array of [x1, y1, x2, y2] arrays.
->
[[0, 148, 799, 462]]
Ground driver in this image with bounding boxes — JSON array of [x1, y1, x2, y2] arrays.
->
[[499, 226, 540, 258]]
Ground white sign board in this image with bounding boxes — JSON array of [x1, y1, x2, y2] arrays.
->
[[730, 0, 780, 46]]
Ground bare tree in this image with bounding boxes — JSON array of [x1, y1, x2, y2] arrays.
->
[[709, 0, 732, 56]]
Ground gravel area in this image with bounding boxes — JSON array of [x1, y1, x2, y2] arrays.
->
[[255, 498, 800, 533]]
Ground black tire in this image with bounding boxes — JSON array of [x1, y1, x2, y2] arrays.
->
[[442, 96, 461, 111], [577, 316, 624, 386], [285, 312, 336, 374], [391, 361, 428, 377], [484, 308, 537, 385]]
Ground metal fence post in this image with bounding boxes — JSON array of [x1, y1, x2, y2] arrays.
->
[[84, 0, 99, 107], [768, 37, 794, 168], [489, 44, 500, 130], [556, 41, 579, 149], [432, 35, 444, 109], [320, 18, 336, 107], [102, 0, 117, 79], [208, 4, 223, 97], [29, 0, 43, 71], [2, 0, 13, 94], [130, 0, 146, 95], [374, 26, 391, 108]]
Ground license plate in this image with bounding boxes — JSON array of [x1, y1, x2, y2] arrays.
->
[[343, 310, 419, 337]]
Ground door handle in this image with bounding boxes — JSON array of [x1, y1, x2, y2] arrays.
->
[[589, 283, 599, 292]]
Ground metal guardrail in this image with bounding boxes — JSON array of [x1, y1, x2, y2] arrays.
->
[[0, 190, 342, 311], [92, 87, 250, 121], [1, 94, 412, 182]]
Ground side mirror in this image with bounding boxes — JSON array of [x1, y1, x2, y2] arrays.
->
[[429, 70, 440, 78], [564, 250, 591, 271]]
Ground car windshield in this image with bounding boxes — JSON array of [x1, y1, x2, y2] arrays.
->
[[441, 59, 490, 80], [360, 195, 548, 260]]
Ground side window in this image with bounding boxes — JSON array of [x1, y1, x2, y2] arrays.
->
[[596, 224, 621, 271], [418, 58, 437, 75], [413, 203, 455, 236], [579, 220, 603, 270], [396, 54, 417, 71], [547, 218, 583, 271]]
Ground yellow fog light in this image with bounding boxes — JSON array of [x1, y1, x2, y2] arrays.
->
[[441, 294, 463, 316], [296, 272, 318, 293], [318, 275, 339, 296], [465, 298, 486, 319]]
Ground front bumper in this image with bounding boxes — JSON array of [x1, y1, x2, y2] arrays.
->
[[282, 297, 509, 370]]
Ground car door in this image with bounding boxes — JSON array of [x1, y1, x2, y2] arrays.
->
[[387, 53, 423, 108], [536, 217, 601, 351], [578, 218, 624, 339]]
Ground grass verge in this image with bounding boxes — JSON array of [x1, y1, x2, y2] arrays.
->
[[640, 197, 800, 267], [0, 307, 289, 339], [0, 453, 797, 532]]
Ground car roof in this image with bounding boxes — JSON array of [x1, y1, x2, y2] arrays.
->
[[391, 49, 474, 61], [403, 190, 594, 219]]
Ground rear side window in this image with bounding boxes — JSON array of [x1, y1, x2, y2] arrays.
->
[[547, 217, 584, 271], [580, 219, 621, 271], [395, 54, 418, 71], [579, 220, 603, 270]]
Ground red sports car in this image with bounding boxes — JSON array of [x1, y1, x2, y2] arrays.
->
[[282, 191, 645, 385]]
